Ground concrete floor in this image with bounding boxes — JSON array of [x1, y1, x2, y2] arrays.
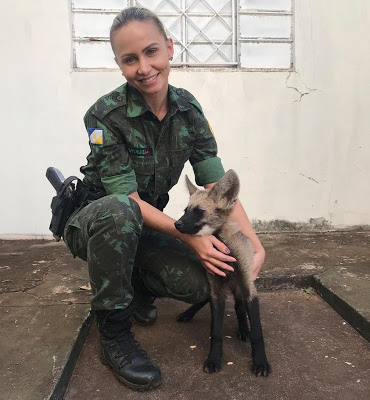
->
[[0, 231, 369, 399], [65, 291, 370, 400]]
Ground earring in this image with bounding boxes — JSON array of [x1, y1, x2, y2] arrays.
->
[[169, 56, 173, 61]]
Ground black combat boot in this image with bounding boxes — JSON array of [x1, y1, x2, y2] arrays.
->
[[96, 307, 162, 391], [131, 269, 157, 326]]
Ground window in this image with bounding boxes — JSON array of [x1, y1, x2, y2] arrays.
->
[[72, 0, 294, 70]]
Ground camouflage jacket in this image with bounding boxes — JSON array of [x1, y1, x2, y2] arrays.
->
[[81, 83, 225, 205]]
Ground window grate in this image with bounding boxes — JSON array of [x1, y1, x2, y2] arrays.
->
[[71, 0, 294, 70], [133, 0, 238, 66]]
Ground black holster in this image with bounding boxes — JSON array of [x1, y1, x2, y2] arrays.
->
[[48, 175, 100, 241]]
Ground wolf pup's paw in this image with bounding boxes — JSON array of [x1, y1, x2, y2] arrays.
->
[[252, 356, 271, 377], [204, 357, 222, 374], [238, 327, 250, 342], [176, 311, 194, 322]]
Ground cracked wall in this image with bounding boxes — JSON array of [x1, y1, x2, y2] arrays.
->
[[1, 0, 370, 234]]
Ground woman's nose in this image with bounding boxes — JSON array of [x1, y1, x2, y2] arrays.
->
[[138, 57, 151, 75]]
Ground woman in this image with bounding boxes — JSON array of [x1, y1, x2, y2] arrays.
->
[[64, 7, 265, 391]]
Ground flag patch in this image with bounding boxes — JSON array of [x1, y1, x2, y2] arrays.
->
[[88, 128, 104, 145], [207, 121, 215, 137]]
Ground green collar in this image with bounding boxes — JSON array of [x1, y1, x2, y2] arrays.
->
[[125, 84, 192, 118]]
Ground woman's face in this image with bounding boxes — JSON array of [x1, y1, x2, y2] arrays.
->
[[113, 20, 174, 100]]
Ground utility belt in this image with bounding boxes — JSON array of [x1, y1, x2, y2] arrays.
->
[[46, 167, 169, 241]]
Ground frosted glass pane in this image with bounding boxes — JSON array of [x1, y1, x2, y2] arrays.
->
[[185, 0, 231, 12], [240, 0, 291, 11], [186, 44, 232, 63], [75, 42, 116, 68], [188, 16, 232, 41], [172, 44, 184, 63], [137, 0, 180, 11], [161, 16, 182, 40], [73, 0, 127, 9], [240, 15, 291, 38], [74, 13, 115, 38], [240, 42, 291, 68]]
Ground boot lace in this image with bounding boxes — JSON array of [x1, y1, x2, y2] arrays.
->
[[108, 330, 147, 368]]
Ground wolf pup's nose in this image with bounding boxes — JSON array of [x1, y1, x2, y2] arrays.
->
[[174, 220, 183, 231]]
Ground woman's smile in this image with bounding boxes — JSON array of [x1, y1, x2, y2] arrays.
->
[[139, 72, 160, 85]]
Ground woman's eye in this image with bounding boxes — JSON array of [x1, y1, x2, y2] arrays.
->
[[147, 48, 157, 56], [124, 57, 135, 64]]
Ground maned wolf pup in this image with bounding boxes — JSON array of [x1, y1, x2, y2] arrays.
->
[[174, 170, 270, 376]]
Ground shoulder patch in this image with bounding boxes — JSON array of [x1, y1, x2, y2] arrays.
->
[[88, 128, 104, 145], [208, 121, 215, 136]]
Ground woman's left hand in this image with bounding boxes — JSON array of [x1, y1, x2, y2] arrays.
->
[[252, 248, 265, 281]]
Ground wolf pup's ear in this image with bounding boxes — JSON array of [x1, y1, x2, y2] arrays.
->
[[208, 170, 240, 210], [185, 175, 198, 195]]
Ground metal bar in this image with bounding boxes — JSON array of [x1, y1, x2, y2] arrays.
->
[[231, 0, 236, 62], [74, 37, 234, 44], [72, 8, 233, 18], [236, 0, 240, 67], [74, 37, 292, 44], [203, 32, 233, 63], [239, 10, 293, 16], [73, 66, 293, 72], [291, 0, 296, 69], [239, 38, 293, 43], [172, 62, 238, 66], [181, 0, 186, 63]]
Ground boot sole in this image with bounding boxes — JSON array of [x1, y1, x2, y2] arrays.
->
[[100, 356, 162, 391], [130, 315, 157, 326]]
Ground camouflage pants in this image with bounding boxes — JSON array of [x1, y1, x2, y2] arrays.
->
[[63, 194, 209, 310]]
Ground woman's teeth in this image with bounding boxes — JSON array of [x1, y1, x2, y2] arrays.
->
[[141, 74, 158, 83]]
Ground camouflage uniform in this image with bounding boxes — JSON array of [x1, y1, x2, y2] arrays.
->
[[64, 83, 225, 310]]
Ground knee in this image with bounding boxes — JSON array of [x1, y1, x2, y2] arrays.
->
[[174, 267, 210, 304], [95, 194, 143, 235]]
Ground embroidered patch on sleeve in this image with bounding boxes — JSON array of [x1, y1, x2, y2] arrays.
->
[[88, 128, 104, 145], [207, 121, 215, 137]]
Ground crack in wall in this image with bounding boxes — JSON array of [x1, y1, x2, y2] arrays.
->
[[286, 71, 319, 103], [300, 173, 319, 184]]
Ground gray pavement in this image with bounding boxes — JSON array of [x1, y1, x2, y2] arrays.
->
[[65, 291, 370, 400], [0, 240, 91, 400], [0, 231, 369, 399]]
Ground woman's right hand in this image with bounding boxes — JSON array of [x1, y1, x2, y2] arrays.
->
[[184, 234, 236, 277]]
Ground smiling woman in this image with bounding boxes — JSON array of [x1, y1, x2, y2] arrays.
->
[[63, 6, 265, 392], [111, 17, 174, 119]]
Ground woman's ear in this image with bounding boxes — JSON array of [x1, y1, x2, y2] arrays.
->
[[167, 38, 174, 60]]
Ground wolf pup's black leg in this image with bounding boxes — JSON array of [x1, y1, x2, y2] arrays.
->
[[246, 296, 271, 376], [176, 299, 209, 322], [234, 299, 249, 342], [204, 296, 225, 373]]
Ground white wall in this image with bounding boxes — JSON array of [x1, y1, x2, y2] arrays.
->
[[1, 0, 370, 235]]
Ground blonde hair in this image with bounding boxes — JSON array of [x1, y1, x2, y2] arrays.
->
[[110, 7, 168, 52]]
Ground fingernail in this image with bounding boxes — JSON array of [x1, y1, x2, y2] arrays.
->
[[225, 247, 230, 254]]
